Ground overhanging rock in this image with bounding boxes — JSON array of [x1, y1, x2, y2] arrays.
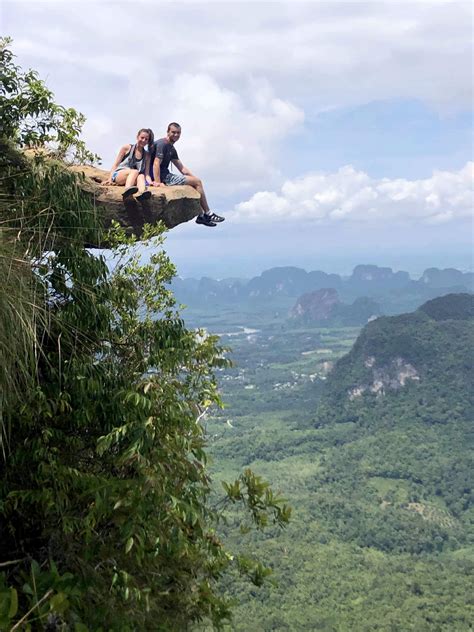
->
[[69, 165, 202, 238]]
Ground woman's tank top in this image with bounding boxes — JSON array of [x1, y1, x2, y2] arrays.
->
[[116, 144, 147, 174]]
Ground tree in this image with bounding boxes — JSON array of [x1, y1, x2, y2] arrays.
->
[[0, 39, 290, 630]]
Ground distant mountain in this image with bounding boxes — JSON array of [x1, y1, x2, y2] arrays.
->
[[419, 292, 474, 321], [349, 264, 410, 290], [290, 288, 382, 325], [170, 265, 473, 315], [290, 288, 340, 321], [171, 275, 245, 304], [245, 266, 342, 298], [420, 267, 474, 289], [211, 291, 474, 629]]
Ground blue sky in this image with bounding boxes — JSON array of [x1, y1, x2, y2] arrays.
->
[[4, 1, 473, 278], [294, 100, 472, 179]]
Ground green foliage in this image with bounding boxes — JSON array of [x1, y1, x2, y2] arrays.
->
[[0, 233, 44, 443], [0, 127, 104, 439], [0, 41, 290, 630], [222, 469, 291, 531], [418, 292, 474, 321], [0, 36, 98, 163]]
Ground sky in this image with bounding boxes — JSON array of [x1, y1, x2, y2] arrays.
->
[[3, 0, 473, 278]]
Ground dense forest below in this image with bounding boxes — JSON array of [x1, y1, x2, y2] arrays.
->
[[203, 293, 474, 630]]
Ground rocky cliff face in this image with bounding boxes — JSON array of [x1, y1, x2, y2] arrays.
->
[[348, 356, 420, 399], [290, 289, 381, 325], [291, 288, 341, 321], [69, 165, 201, 240]]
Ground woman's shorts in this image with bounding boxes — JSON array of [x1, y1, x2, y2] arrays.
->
[[112, 168, 139, 182]]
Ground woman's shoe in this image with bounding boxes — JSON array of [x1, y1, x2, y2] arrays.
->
[[136, 190, 152, 202], [122, 186, 139, 199]]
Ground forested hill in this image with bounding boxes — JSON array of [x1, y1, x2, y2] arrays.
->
[[318, 292, 474, 426], [312, 292, 473, 551]]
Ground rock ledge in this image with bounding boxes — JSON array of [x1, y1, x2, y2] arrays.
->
[[70, 165, 202, 237]]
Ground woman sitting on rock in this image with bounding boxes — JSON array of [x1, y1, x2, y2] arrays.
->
[[104, 128, 154, 201]]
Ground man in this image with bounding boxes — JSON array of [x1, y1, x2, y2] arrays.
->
[[150, 123, 225, 227]]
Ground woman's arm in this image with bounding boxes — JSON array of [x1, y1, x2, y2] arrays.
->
[[103, 144, 131, 185]]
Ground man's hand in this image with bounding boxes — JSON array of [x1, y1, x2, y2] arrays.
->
[[151, 181, 164, 187]]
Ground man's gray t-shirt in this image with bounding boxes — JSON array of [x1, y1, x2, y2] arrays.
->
[[152, 138, 179, 180]]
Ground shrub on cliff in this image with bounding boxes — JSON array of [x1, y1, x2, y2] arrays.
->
[[0, 38, 289, 630]]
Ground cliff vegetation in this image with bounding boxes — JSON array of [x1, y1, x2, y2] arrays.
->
[[0, 38, 290, 630]]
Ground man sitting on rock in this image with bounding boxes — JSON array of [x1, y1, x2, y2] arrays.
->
[[149, 122, 225, 227]]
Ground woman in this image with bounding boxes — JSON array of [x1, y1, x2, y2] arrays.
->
[[104, 128, 154, 201]]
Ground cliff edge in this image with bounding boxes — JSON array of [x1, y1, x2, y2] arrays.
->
[[69, 164, 202, 238]]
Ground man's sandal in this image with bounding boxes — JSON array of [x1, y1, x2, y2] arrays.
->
[[196, 214, 217, 227], [206, 212, 225, 223]]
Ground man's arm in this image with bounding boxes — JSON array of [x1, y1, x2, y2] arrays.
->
[[144, 151, 151, 182], [151, 156, 164, 187], [172, 159, 194, 177]]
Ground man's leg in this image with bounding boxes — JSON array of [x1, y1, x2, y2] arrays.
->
[[183, 175, 225, 223], [183, 175, 210, 214], [164, 173, 224, 226]]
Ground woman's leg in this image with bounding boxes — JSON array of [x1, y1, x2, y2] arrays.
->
[[114, 169, 139, 187], [135, 173, 152, 201], [125, 169, 139, 188], [137, 173, 146, 193]]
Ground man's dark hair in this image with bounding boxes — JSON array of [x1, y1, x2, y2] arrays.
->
[[167, 122, 181, 131]]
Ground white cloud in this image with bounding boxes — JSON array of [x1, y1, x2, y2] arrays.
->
[[161, 75, 303, 195], [82, 70, 304, 197], [3, 1, 473, 202], [233, 162, 474, 224]]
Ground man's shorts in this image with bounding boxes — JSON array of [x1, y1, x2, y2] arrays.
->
[[164, 173, 187, 186]]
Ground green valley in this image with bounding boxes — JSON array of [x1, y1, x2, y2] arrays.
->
[[197, 294, 474, 631]]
